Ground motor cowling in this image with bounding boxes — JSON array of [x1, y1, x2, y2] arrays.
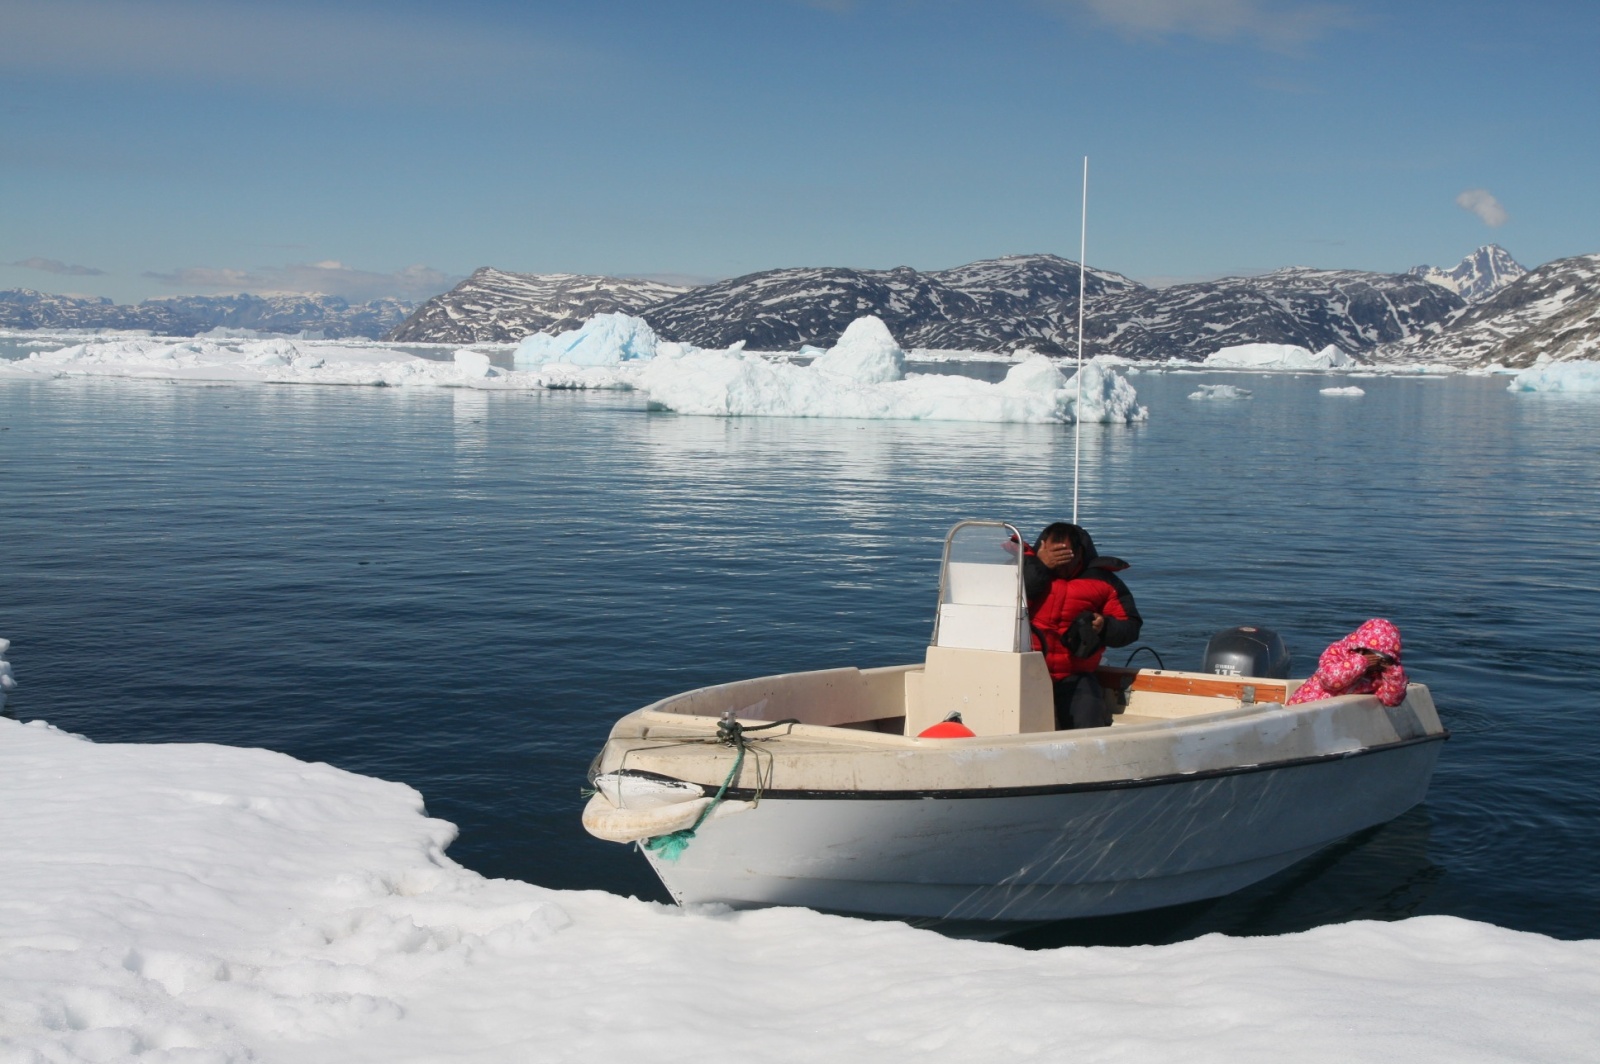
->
[[1202, 625, 1291, 679]]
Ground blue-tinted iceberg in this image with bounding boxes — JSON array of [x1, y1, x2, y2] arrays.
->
[[1507, 359, 1600, 393], [513, 313, 667, 367]]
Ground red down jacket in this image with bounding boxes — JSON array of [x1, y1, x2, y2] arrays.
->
[[1022, 525, 1142, 681], [1287, 618, 1409, 708]]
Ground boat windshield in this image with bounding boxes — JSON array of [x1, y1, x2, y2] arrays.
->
[[933, 521, 1029, 653]]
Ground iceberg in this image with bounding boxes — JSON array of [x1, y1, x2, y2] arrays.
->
[[0, 318, 1147, 424], [1507, 359, 1600, 393], [806, 315, 908, 384], [634, 341, 1145, 424], [512, 313, 667, 368], [1188, 384, 1252, 400], [3, 711, 1598, 1062], [1203, 343, 1356, 371], [1321, 386, 1366, 397], [0, 336, 504, 387]]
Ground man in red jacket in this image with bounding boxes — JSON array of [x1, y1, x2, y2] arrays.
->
[[1024, 522, 1143, 730]]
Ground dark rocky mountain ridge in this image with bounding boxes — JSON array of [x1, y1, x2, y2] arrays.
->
[[632, 255, 1468, 361], [385, 268, 689, 344], [1375, 252, 1600, 368], [0, 289, 412, 339], [397, 252, 1472, 361]]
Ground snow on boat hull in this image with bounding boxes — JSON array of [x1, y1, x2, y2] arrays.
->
[[638, 736, 1442, 923]]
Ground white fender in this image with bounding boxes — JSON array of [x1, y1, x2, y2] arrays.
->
[[582, 793, 712, 843]]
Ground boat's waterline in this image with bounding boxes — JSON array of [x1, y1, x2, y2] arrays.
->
[[639, 738, 1443, 922]]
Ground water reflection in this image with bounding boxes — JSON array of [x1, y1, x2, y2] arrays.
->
[[451, 387, 489, 470]]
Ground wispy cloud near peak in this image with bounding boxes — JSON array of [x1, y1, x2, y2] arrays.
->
[[1455, 189, 1508, 228]]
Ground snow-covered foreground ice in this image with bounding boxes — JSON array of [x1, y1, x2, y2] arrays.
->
[[1508, 358, 1600, 393], [0, 317, 1147, 424], [3, 715, 1597, 1063]]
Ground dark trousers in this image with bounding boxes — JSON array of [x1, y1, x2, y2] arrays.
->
[[1053, 674, 1112, 730]]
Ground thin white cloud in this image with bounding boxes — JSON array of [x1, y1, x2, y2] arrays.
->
[[13, 256, 106, 277], [142, 262, 460, 302], [0, 0, 584, 103], [1455, 188, 1508, 228], [1050, 0, 1355, 49]]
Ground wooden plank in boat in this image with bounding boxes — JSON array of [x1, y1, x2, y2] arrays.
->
[[1096, 667, 1287, 703]]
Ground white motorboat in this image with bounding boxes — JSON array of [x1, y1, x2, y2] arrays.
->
[[582, 521, 1447, 925]]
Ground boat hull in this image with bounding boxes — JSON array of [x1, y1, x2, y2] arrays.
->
[[642, 736, 1443, 923]]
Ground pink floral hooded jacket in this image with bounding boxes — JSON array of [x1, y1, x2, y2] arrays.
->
[[1287, 618, 1408, 708]]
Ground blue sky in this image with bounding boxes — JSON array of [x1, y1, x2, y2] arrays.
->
[[2, 0, 1595, 303]]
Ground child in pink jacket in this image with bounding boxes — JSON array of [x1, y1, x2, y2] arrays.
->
[[1288, 618, 1408, 708]]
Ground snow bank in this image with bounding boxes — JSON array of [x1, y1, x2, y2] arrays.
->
[[512, 313, 670, 368], [1507, 359, 1600, 393], [1321, 386, 1366, 397], [1204, 343, 1355, 371], [2, 715, 1598, 1063], [1188, 384, 1252, 401]]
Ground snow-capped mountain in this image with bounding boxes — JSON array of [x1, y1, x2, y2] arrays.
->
[[642, 255, 1140, 355], [1092, 268, 1465, 362], [1375, 253, 1600, 368], [1407, 245, 1525, 304], [0, 290, 412, 338], [386, 268, 689, 343], [384, 254, 1469, 360]]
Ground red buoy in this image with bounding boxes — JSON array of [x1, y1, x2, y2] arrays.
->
[[918, 720, 976, 739]]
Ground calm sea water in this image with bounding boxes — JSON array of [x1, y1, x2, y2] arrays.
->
[[2, 364, 1597, 946]]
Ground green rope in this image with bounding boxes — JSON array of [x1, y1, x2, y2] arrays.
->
[[643, 742, 746, 863]]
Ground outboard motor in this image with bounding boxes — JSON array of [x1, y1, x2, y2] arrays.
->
[[1202, 625, 1291, 679]]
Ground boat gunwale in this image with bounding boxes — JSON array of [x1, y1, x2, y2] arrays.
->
[[599, 729, 1449, 802], [625, 675, 1435, 750]]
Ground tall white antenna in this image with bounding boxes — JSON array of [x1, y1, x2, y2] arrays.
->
[[1072, 156, 1088, 525]]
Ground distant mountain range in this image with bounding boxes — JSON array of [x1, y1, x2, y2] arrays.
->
[[9, 245, 1592, 368], [0, 290, 413, 339], [390, 245, 1533, 363]]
